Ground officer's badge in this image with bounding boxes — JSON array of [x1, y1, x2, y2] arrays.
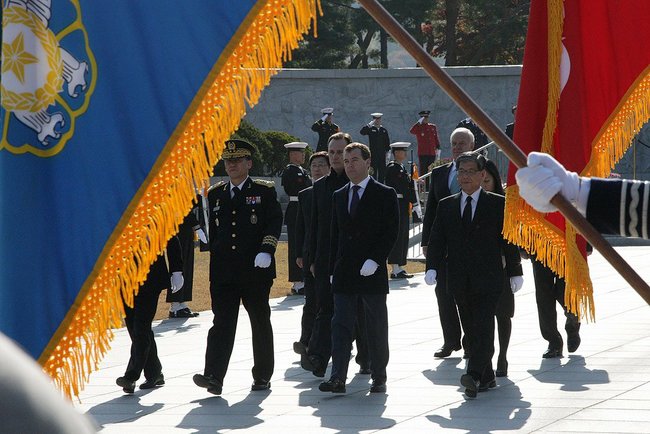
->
[[246, 196, 261, 205], [250, 214, 257, 224], [1, 1, 96, 157]]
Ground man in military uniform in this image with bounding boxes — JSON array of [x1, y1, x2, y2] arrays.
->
[[281, 142, 312, 294], [385, 142, 419, 280], [410, 110, 441, 177], [311, 107, 340, 152], [193, 139, 282, 395], [360, 112, 390, 182]]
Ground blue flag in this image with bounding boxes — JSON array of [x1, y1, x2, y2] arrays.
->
[[1, 0, 317, 397]]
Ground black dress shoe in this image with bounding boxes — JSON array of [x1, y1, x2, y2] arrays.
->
[[251, 379, 271, 391], [478, 379, 497, 392], [140, 373, 165, 390], [496, 360, 508, 377], [308, 355, 326, 377], [567, 334, 581, 353], [460, 374, 479, 398], [434, 344, 461, 358], [169, 308, 199, 318], [193, 373, 223, 395], [293, 341, 307, 355], [542, 347, 563, 359], [116, 376, 136, 394], [390, 270, 414, 279], [319, 378, 346, 393], [370, 380, 387, 393], [358, 366, 372, 375]]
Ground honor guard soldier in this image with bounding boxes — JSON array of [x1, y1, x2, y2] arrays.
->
[[409, 110, 441, 177], [385, 142, 418, 279], [311, 107, 340, 152], [193, 139, 282, 395], [360, 112, 390, 182], [281, 141, 312, 294]]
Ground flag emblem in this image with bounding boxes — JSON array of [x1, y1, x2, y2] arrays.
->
[[1, 2, 94, 156]]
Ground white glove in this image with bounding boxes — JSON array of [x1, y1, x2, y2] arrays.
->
[[510, 275, 524, 294], [515, 152, 581, 213], [359, 259, 379, 276], [321, 114, 328, 122], [170, 271, 184, 293], [330, 275, 333, 283], [424, 269, 437, 285], [418, 116, 425, 124], [196, 228, 207, 244], [413, 204, 423, 220], [254, 252, 272, 268]]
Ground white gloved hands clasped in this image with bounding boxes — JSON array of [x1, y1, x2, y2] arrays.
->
[[254, 252, 272, 268], [510, 275, 524, 294], [515, 152, 582, 213], [424, 269, 437, 285], [170, 271, 184, 293], [196, 228, 207, 244], [359, 259, 379, 276]]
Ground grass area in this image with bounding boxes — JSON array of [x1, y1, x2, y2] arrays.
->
[[154, 242, 425, 320]]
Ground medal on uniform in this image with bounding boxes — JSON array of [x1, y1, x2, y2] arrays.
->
[[215, 217, 220, 227], [250, 213, 258, 224]]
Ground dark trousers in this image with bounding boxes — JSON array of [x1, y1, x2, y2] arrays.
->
[[419, 154, 436, 189], [308, 277, 334, 362], [435, 264, 464, 349], [331, 293, 389, 382], [299, 272, 317, 346], [204, 281, 274, 382], [371, 158, 386, 183], [532, 260, 580, 349], [123, 288, 162, 382], [459, 291, 500, 383], [285, 202, 302, 282]]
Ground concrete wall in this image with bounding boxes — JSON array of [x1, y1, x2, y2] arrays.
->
[[243, 66, 521, 163]]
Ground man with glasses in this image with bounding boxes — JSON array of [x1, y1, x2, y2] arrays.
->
[[421, 127, 475, 359], [424, 152, 523, 398]]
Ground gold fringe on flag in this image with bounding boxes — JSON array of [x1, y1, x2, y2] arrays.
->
[[39, 0, 321, 399]]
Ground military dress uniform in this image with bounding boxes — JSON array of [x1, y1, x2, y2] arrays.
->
[[282, 163, 312, 283], [384, 158, 416, 267], [360, 114, 390, 182], [201, 175, 282, 391], [312, 108, 340, 152]]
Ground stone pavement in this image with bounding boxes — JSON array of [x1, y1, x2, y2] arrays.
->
[[77, 246, 650, 433]]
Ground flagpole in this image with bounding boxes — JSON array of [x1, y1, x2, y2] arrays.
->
[[356, 0, 650, 304]]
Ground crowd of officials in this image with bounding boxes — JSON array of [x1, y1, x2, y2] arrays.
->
[[114, 107, 584, 400]]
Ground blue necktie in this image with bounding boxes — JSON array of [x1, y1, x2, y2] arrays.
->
[[450, 170, 461, 194], [349, 185, 361, 216]]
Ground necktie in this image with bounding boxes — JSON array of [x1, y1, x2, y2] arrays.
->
[[462, 196, 472, 227], [349, 185, 361, 217], [232, 186, 241, 202], [449, 170, 461, 194]]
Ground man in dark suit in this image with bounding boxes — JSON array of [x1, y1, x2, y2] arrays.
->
[[116, 235, 183, 393], [293, 151, 330, 357], [421, 127, 475, 358], [425, 152, 523, 398], [319, 143, 399, 394], [193, 139, 282, 396], [281, 141, 312, 294]]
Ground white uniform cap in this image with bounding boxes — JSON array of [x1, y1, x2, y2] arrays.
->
[[284, 141, 309, 150], [390, 141, 411, 149], [321, 107, 334, 114], [371, 112, 383, 118]]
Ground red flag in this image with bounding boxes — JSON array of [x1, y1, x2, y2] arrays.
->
[[505, 0, 650, 320]]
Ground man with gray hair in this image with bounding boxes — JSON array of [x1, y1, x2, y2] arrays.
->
[[421, 127, 475, 359]]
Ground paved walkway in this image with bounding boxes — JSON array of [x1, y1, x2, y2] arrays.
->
[[77, 246, 650, 433]]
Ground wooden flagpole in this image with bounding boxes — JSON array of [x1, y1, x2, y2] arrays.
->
[[357, 0, 650, 304]]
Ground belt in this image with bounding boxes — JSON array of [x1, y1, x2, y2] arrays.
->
[[396, 194, 404, 199], [289, 196, 299, 202]]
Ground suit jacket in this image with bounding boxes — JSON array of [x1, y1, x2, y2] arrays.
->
[[421, 162, 454, 247], [207, 177, 282, 285], [426, 189, 522, 300], [329, 178, 399, 294], [295, 186, 313, 263], [309, 169, 349, 282]]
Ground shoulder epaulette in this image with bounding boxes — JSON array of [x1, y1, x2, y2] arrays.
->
[[208, 180, 227, 192], [253, 179, 275, 188]]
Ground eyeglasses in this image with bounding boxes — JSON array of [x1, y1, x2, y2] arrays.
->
[[457, 169, 480, 176]]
